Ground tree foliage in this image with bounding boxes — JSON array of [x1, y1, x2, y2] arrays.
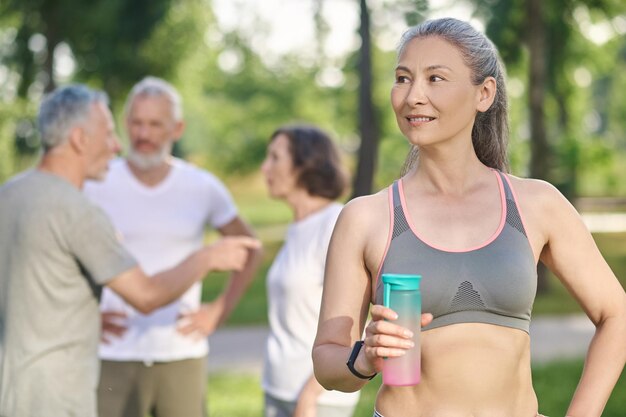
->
[[0, 0, 215, 102], [1, 0, 626, 200], [474, 0, 626, 196], [0, 0, 210, 164]]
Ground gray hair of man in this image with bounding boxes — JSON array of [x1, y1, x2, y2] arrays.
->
[[38, 84, 109, 152], [123, 76, 183, 122], [399, 17, 510, 174]]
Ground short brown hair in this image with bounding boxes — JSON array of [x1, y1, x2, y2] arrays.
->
[[270, 125, 347, 200]]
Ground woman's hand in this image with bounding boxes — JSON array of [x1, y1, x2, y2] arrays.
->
[[356, 306, 433, 376]]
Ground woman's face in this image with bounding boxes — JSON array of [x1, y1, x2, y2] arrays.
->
[[261, 133, 299, 199], [390, 36, 485, 149]]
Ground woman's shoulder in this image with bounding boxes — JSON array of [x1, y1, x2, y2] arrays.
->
[[504, 173, 567, 206], [331, 187, 392, 259], [504, 173, 577, 222], [334, 187, 390, 231], [342, 187, 389, 218]]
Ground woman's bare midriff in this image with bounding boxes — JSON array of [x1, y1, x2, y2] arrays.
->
[[375, 323, 538, 417]]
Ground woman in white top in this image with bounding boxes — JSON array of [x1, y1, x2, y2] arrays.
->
[[261, 125, 360, 417]]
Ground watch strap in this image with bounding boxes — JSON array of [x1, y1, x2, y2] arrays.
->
[[346, 340, 377, 380]]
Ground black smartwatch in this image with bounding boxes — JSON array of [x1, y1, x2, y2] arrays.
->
[[346, 340, 377, 380]]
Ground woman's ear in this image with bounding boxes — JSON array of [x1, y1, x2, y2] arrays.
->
[[477, 76, 497, 113]]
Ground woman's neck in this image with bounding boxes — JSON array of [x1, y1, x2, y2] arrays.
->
[[405, 147, 491, 196], [287, 190, 333, 222]]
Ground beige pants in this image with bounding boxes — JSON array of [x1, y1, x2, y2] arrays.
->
[[97, 357, 207, 417]]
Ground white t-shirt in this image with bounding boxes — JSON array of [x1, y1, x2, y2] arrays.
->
[[84, 158, 238, 362], [262, 202, 360, 406]]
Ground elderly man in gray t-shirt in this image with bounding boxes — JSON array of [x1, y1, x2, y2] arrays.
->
[[0, 85, 261, 417]]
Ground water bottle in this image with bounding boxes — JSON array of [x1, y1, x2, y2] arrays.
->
[[382, 273, 422, 386]]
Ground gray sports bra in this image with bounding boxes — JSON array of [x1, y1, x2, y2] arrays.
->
[[375, 171, 536, 333]]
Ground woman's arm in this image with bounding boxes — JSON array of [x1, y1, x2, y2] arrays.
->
[[313, 194, 426, 392], [312, 197, 377, 392], [523, 179, 626, 417]]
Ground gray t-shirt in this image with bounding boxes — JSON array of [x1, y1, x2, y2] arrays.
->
[[0, 170, 137, 417]]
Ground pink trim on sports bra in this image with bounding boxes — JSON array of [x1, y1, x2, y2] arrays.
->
[[373, 186, 396, 303], [398, 170, 507, 253]]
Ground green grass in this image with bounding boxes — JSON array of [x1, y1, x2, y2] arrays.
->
[[206, 373, 264, 417], [206, 359, 626, 416]]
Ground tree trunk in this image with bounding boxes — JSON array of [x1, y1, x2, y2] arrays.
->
[[16, 25, 36, 98], [42, 1, 59, 93], [351, 0, 379, 198], [527, 0, 550, 293], [43, 37, 57, 93]]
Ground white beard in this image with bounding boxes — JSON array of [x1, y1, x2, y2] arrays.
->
[[127, 142, 173, 171]]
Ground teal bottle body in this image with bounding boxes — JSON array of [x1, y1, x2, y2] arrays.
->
[[382, 273, 422, 386]]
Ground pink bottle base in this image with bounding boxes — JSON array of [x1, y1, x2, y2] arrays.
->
[[382, 355, 421, 386], [383, 378, 420, 386], [382, 371, 421, 386]]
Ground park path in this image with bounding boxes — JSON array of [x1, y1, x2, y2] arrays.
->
[[206, 314, 595, 375]]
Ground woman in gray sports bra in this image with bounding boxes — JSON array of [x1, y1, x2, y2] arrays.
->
[[312, 17, 626, 417]]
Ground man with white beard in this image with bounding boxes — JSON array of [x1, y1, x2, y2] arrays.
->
[[84, 76, 262, 417]]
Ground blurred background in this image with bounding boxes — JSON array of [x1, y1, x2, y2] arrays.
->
[[1, 0, 625, 415], [2, 0, 626, 197]]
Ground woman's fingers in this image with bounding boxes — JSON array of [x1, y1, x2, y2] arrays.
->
[[364, 305, 433, 360], [364, 345, 410, 359], [366, 318, 413, 339], [363, 333, 414, 359], [369, 304, 399, 321], [370, 305, 433, 325]]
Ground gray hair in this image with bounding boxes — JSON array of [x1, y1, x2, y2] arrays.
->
[[399, 18, 510, 173], [38, 84, 109, 152], [124, 76, 183, 122]]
